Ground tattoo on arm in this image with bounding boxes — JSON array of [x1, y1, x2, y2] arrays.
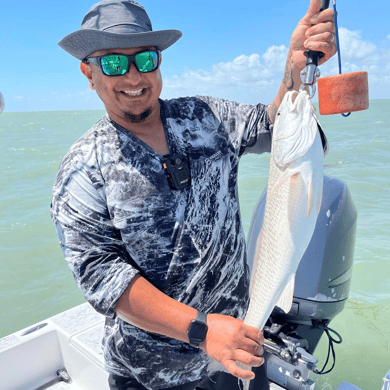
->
[[270, 60, 295, 123], [269, 102, 278, 124], [282, 61, 294, 90]]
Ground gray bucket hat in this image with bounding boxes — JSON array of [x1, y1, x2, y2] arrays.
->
[[58, 0, 182, 61]]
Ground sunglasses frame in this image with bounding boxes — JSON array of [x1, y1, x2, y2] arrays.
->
[[84, 50, 161, 76]]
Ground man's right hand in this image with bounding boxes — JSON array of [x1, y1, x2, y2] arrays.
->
[[115, 276, 264, 380], [200, 313, 265, 380]]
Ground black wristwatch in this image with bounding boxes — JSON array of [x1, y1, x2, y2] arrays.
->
[[187, 311, 208, 348]]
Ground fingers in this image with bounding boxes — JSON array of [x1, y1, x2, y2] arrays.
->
[[236, 349, 264, 367], [304, 9, 337, 60], [310, 8, 335, 24], [225, 360, 256, 381], [305, 32, 335, 46], [242, 339, 264, 357], [203, 315, 266, 381], [245, 327, 264, 346], [304, 35, 337, 59], [305, 21, 335, 39], [224, 353, 264, 380], [224, 331, 265, 380], [306, 0, 323, 18]]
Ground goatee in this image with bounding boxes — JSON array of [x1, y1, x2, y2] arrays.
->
[[124, 107, 152, 123]]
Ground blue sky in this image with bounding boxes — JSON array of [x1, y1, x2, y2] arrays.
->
[[1, 0, 390, 112]]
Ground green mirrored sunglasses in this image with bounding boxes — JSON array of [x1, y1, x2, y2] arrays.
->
[[85, 50, 160, 76]]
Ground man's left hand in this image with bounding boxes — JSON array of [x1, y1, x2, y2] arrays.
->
[[289, 0, 337, 70], [268, 0, 338, 123]]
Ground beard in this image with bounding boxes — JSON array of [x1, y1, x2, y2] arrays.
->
[[124, 106, 152, 123]]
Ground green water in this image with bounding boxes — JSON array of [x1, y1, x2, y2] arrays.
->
[[0, 101, 389, 389]]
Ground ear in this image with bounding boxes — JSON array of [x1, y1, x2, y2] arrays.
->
[[80, 62, 95, 90]]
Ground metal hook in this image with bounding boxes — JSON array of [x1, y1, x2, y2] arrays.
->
[[299, 65, 321, 99], [299, 83, 316, 99]]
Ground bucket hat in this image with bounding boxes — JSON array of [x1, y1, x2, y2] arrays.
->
[[58, 0, 182, 61]]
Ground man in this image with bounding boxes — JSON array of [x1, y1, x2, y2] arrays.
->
[[51, 1, 336, 389]]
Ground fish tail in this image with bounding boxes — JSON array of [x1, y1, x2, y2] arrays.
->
[[238, 378, 251, 390], [236, 362, 253, 390]]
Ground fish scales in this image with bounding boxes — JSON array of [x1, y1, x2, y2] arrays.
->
[[237, 90, 325, 390], [246, 169, 305, 328]]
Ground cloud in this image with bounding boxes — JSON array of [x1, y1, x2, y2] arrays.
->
[[387, 34, 390, 40], [261, 45, 289, 72], [162, 27, 390, 102], [321, 28, 390, 84], [162, 46, 288, 103], [164, 52, 276, 90], [338, 28, 378, 63]]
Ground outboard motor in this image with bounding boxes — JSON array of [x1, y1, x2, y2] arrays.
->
[[247, 175, 357, 390]]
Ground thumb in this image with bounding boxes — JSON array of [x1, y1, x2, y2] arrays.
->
[[304, 0, 323, 20]]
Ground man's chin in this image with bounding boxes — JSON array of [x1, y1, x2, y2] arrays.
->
[[124, 107, 152, 123]]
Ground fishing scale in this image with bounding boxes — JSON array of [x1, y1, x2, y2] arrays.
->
[[299, 0, 369, 116]]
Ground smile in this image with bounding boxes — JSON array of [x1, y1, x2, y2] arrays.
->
[[122, 89, 144, 96]]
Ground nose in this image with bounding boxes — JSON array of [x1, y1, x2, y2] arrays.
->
[[124, 61, 142, 83]]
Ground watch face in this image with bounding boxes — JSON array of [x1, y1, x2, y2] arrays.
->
[[189, 321, 208, 341]]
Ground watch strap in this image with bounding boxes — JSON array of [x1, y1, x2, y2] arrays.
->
[[196, 311, 207, 323], [188, 311, 208, 348]]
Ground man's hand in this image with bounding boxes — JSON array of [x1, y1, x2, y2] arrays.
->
[[290, 0, 337, 71], [200, 314, 264, 380], [269, 0, 337, 123]]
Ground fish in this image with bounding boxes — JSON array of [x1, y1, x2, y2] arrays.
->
[[238, 89, 325, 390]]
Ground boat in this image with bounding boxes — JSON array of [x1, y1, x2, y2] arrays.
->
[[0, 302, 108, 390], [1, 175, 388, 389]]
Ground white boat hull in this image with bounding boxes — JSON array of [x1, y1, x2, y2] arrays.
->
[[0, 303, 109, 390], [1, 301, 387, 390]]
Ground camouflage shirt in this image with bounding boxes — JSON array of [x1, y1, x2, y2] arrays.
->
[[50, 96, 272, 390]]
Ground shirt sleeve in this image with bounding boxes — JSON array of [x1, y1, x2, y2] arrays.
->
[[239, 103, 273, 156], [50, 147, 140, 319], [195, 95, 273, 157]]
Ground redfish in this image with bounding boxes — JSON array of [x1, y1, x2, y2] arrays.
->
[[239, 90, 325, 390]]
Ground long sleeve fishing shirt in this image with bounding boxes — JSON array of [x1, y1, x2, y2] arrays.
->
[[50, 96, 272, 390]]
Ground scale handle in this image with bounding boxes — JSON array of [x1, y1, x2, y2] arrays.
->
[[304, 0, 331, 66], [320, 0, 331, 12]]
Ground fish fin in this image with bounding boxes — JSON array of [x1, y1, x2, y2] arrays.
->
[[323, 160, 348, 170], [316, 185, 322, 216], [275, 274, 296, 313], [267, 168, 301, 200], [306, 175, 314, 218]]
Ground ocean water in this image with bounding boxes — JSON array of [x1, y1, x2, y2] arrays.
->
[[0, 100, 389, 389]]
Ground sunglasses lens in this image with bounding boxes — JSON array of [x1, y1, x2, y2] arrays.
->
[[136, 51, 158, 73], [101, 55, 128, 76]]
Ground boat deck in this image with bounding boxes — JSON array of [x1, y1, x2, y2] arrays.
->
[[1, 303, 286, 390], [0, 303, 109, 390]]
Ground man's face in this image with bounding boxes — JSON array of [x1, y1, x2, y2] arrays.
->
[[81, 46, 162, 124]]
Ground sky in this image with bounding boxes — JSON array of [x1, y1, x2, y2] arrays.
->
[[1, 0, 390, 112]]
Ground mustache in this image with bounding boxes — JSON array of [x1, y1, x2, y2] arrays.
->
[[118, 84, 149, 91]]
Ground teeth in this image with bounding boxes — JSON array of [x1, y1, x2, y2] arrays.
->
[[123, 89, 143, 96]]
